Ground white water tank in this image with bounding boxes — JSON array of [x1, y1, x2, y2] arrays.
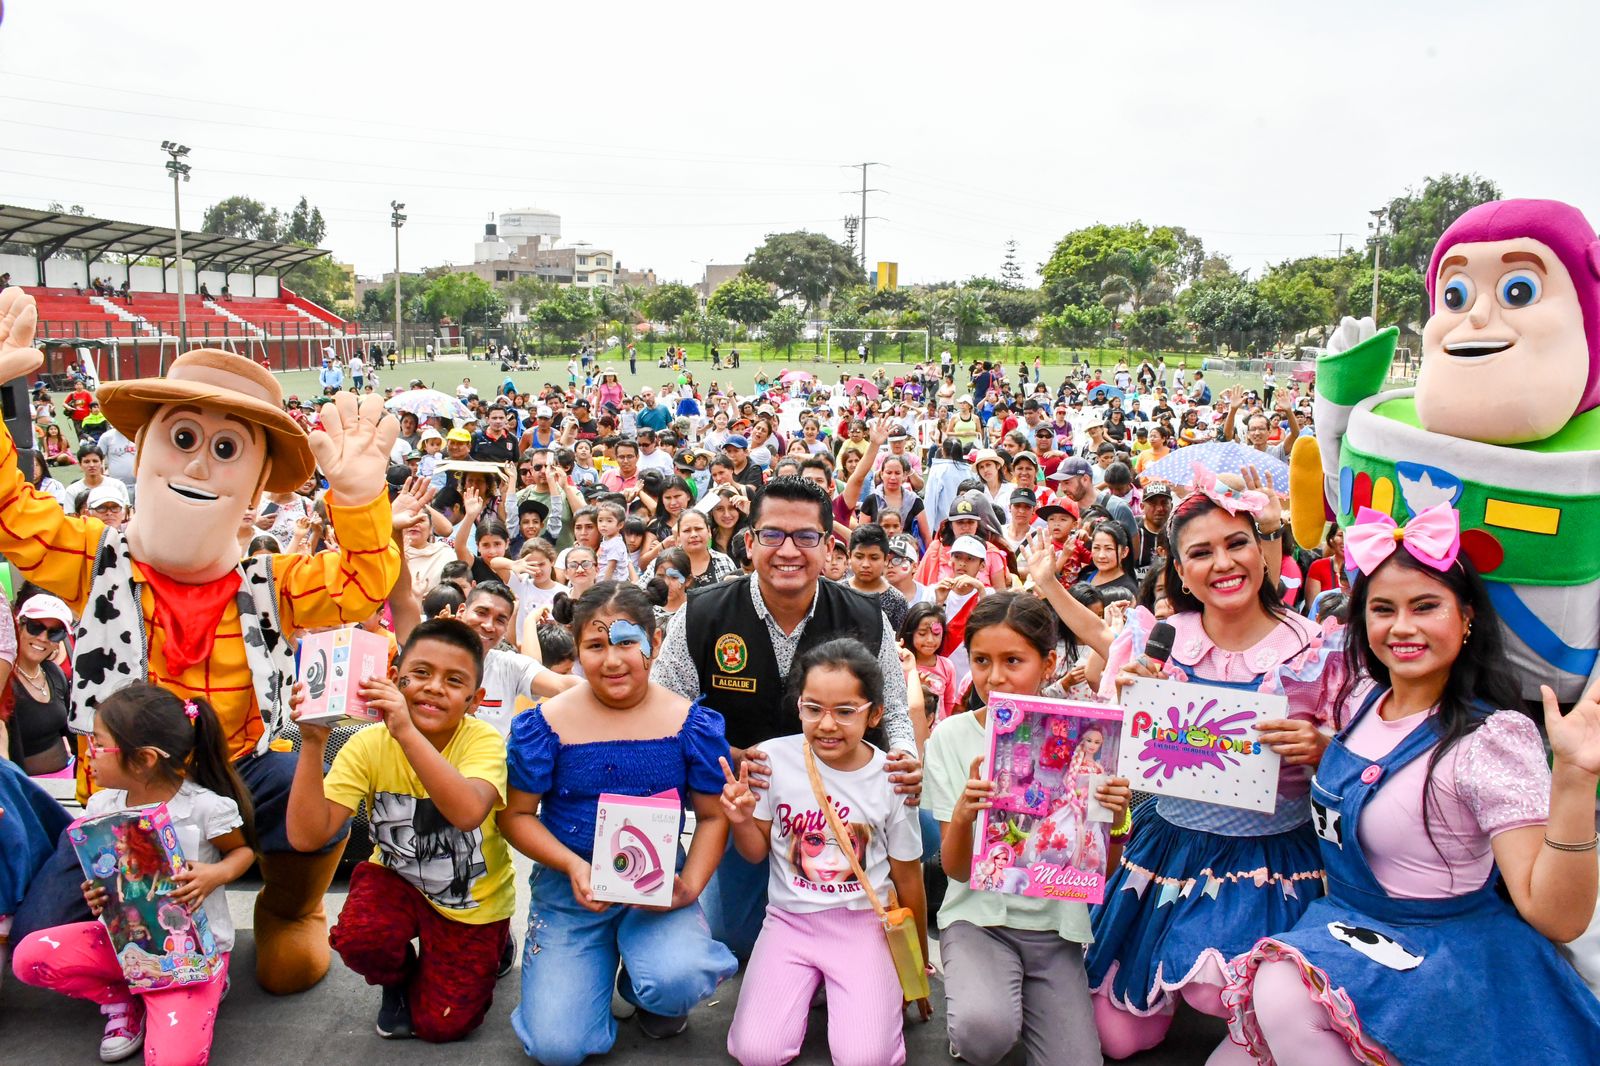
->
[[499, 208, 561, 248]]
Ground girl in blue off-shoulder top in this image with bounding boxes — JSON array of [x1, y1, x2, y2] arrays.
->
[[497, 582, 736, 1066]]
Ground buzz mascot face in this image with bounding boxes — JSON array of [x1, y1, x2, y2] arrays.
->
[[1418, 200, 1600, 445]]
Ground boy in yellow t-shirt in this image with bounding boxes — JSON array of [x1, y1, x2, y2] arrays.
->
[[286, 618, 514, 1043]]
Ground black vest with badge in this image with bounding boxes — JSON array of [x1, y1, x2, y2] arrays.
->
[[684, 575, 884, 750]]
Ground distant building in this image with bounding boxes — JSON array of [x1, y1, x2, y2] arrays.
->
[[614, 263, 657, 289], [467, 213, 615, 289], [696, 263, 745, 303]]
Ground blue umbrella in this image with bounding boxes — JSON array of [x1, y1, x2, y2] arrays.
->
[[1144, 441, 1290, 494], [1088, 384, 1125, 403]]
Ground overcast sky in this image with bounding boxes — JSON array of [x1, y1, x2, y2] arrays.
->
[[3, 1, 1597, 290]]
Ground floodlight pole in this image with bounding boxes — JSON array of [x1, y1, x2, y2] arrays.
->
[[161, 141, 193, 364], [391, 201, 406, 361], [1369, 207, 1386, 322]]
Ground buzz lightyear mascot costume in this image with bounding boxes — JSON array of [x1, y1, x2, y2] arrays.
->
[[1295, 198, 1600, 704]]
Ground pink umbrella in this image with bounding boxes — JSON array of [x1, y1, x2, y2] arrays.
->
[[845, 377, 879, 400], [778, 369, 813, 384]]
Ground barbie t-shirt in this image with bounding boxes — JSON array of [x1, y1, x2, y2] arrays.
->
[[753, 734, 922, 914]]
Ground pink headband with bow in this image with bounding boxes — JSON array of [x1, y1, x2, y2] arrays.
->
[[1189, 464, 1268, 518], [1344, 504, 1461, 575]]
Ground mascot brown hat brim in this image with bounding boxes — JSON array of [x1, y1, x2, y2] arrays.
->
[[97, 349, 316, 493]]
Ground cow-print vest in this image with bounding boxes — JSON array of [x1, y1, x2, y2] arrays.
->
[[71, 531, 293, 757]]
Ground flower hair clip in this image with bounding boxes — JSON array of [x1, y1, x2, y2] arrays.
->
[[183, 700, 199, 723], [1344, 504, 1461, 576]]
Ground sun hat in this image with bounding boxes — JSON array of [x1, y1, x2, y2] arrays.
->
[[97, 349, 314, 492], [18, 593, 73, 627]]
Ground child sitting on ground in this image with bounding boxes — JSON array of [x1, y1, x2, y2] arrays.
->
[[11, 685, 254, 1066], [286, 618, 514, 1044]]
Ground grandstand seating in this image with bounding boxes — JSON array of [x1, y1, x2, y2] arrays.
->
[[24, 286, 345, 343]]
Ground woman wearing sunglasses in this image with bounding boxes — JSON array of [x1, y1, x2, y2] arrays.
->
[[4, 594, 74, 777]]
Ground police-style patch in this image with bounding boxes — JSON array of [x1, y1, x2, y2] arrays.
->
[[715, 633, 749, 674]]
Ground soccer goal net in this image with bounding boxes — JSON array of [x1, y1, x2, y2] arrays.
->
[[824, 328, 931, 365]]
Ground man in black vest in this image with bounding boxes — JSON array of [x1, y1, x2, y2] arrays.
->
[[652, 476, 921, 960]]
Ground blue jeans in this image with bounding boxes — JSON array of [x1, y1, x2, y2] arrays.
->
[[512, 864, 736, 1066], [919, 807, 943, 865], [700, 837, 769, 962]]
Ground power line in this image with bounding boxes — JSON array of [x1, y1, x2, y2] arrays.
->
[[847, 162, 886, 272]]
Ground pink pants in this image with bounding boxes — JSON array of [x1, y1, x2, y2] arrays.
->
[[728, 905, 906, 1066], [11, 920, 229, 1066], [1203, 960, 1364, 1066], [1093, 981, 1227, 1059]]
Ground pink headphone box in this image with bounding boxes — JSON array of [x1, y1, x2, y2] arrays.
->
[[590, 789, 680, 906]]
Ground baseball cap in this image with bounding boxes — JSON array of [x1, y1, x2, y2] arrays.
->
[[1143, 481, 1174, 499], [405, 449, 423, 461], [85, 481, 130, 510], [951, 535, 987, 558], [1011, 451, 1040, 469], [445, 428, 472, 443], [887, 534, 919, 562], [1036, 499, 1081, 520], [723, 434, 750, 450], [517, 498, 550, 520], [17, 594, 73, 627], [1009, 488, 1038, 508], [1049, 457, 1094, 481], [535, 404, 553, 417], [409, 378, 424, 387], [887, 427, 909, 441]]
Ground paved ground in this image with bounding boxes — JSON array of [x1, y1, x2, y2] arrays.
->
[[3, 853, 1228, 1065]]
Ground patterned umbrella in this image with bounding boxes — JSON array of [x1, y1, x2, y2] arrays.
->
[[384, 389, 472, 423], [1144, 441, 1290, 494]]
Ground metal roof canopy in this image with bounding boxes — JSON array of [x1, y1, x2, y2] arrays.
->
[[0, 204, 329, 274]]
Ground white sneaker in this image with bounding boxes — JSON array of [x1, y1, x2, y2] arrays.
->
[[99, 1001, 145, 1063]]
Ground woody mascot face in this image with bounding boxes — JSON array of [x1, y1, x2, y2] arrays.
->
[[0, 289, 400, 995]]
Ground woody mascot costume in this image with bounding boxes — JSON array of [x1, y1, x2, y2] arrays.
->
[[0, 289, 401, 995]]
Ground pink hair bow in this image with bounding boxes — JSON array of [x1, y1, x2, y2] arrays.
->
[[1344, 504, 1461, 575], [1190, 464, 1268, 518]]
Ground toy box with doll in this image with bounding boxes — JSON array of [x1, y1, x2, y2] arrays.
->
[[294, 625, 392, 726], [66, 804, 222, 990], [590, 790, 679, 906], [970, 693, 1124, 904]]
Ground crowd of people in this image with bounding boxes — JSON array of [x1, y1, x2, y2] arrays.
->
[[1, 334, 1598, 1066]]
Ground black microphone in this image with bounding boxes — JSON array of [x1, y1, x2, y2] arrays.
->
[[1141, 621, 1177, 671]]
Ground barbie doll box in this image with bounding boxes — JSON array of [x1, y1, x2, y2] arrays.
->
[[590, 790, 680, 906], [971, 693, 1125, 904], [66, 804, 223, 991], [294, 625, 392, 726]]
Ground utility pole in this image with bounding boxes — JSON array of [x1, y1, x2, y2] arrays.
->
[[160, 141, 191, 366], [1331, 232, 1352, 257], [391, 201, 406, 361], [1369, 208, 1386, 321], [847, 162, 884, 273]]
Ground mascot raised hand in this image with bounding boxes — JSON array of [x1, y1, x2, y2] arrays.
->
[[1293, 199, 1600, 702], [0, 288, 400, 994]]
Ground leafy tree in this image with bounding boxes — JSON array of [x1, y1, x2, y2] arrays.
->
[[280, 256, 352, 314], [284, 196, 326, 245], [500, 276, 557, 316], [1000, 239, 1026, 288], [744, 231, 864, 314], [45, 201, 88, 215], [1380, 173, 1502, 276], [1255, 253, 1364, 340], [765, 306, 805, 353], [944, 289, 991, 349], [360, 274, 430, 322], [1349, 265, 1427, 332], [532, 288, 598, 341], [421, 271, 503, 325], [644, 283, 698, 324], [708, 274, 779, 327], [1123, 302, 1178, 351], [982, 287, 1041, 338], [1039, 222, 1196, 313], [202, 196, 281, 240], [1184, 277, 1281, 349], [1040, 304, 1111, 346], [1099, 274, 1133, 328]]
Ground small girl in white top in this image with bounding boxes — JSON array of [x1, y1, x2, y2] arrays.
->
[[722, 638, 926, 1066], [12, 684, 254, 1066]]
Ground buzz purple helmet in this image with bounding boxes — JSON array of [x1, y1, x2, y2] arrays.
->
[[1427, 198, 1600, 414]]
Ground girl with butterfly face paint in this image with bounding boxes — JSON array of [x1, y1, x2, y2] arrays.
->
[[496, 582, 736, 1062]]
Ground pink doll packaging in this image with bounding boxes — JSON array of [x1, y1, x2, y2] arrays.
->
[[294, 625, 392, 726], [970, 693, 1124, 905], [66, 804, 223, 991]]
